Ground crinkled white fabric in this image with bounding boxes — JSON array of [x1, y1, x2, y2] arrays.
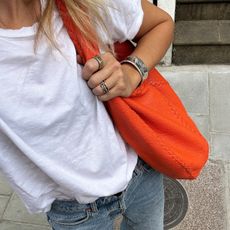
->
[[0, 0, 143, 213]]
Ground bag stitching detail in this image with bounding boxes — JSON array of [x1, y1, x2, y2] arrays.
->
[[156, 135, 195, 178]]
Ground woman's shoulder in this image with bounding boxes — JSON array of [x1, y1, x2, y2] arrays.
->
[[104, 0, 142, 16], [97, 0, 143, 43]]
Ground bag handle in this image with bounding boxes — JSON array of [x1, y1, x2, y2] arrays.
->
[[55, 0, 99, 63]]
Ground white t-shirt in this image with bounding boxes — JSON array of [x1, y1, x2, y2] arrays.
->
[[0, 0, 144, 213]]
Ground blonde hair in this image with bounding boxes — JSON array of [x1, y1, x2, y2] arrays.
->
[[36, 0, 112, 52]]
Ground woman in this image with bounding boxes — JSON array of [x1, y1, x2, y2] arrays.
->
[[0, 0, 174, 229]]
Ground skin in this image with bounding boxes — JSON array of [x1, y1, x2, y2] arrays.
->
[[0, 0, 174, 101], [83, 0, 174, 101], [0, 0, 40, 29]]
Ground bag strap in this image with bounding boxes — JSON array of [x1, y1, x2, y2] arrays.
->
[[55, 0, 99, 63], [55, 0, 136, 63]]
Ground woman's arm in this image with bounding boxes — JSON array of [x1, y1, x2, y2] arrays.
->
[[133, 0, 174, 69], [121, 0, 174, 90], [82, 0, 174, 101]]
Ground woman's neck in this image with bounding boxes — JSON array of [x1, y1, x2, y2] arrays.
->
[[0, 0, 41, 29]]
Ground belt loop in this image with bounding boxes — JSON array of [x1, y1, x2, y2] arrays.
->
[[90, 201, 98, 213], [119, 195, 126, 214]]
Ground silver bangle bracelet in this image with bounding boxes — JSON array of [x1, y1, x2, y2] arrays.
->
[[120, 56, 148, 84], [120, 59, 143, 82]]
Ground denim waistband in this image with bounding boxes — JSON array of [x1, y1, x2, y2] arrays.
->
[[50, 157, 150, 213]]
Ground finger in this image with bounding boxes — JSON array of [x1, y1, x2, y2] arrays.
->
[[87, 61, 121, 89], [98, 74, 133, 101], [76, 55, 83, 65], [98, 78, 127, 101], [82, 56, 105, 81], [93, 55, 104, 70], [97, 86, 119, 102], [92, 74, 119, 96]]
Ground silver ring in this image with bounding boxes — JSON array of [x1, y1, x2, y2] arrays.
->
[[93, 55, 104, 70], [99, 80, 109, 94]]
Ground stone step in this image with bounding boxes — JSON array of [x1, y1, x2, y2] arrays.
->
[[172, 45, 230, 64], [177, 0, 230, 3], [176, 3, 230, 20], [174, 20, 230, 45]]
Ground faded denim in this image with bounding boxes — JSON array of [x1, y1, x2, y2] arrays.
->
[[46, 158, 164, 230]]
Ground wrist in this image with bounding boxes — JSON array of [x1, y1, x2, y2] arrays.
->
[[121, 63, 142, 90], [120, 56, 149, 85]]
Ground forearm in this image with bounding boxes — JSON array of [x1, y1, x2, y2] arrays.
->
[[121, 16, 174, 90], [120, 0, 174, 90], [131, 17, 174, 70]]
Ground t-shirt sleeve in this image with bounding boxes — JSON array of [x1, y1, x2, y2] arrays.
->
[[96, 0, 144, 44]]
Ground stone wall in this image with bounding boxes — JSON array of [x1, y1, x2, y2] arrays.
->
[[173, 0, 230, 64], [158, 64, 230, 230]]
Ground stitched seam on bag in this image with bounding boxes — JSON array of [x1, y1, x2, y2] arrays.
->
[[167, 103, 197, 133], [135, 79, 199, 133], [133, 80, 166, 96], [150, 80, 198, 133], [148, 79, 166, 87], [156, 135, 195, 178]]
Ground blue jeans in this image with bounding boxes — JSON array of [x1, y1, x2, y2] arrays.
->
[[46, 158, 164, 230]]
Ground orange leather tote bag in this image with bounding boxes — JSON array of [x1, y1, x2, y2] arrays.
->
[[55, 0, 209, 179]]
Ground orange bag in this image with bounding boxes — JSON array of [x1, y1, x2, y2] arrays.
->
[[55, 0, 209, 179]]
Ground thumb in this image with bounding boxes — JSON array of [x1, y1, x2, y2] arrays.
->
[[77, 55, 83, 65]]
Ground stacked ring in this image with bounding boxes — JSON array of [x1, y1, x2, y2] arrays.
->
[[99, 81, 109, 94], [93, 55, 104, 70]]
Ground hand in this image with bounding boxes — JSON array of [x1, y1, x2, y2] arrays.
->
[[80, 52, 141, 101]]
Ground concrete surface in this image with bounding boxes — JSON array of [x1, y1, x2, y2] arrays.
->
[[175, 21, 230, 45], [174, 160, 227, 230], [177, 0, 230, 3], [176, 3, 230, 20], [157, 0, 176, 66], [173, 45, 230, 65], [158, 65, 230, 229]]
